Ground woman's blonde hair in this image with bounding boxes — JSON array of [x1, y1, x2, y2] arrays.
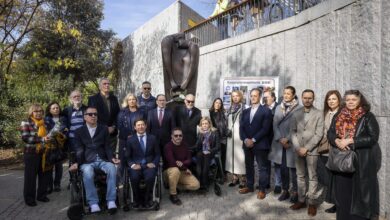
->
[[230, 90, 243, 103], [199, 116, 217, 132], [28, 103, 44, 117], [121, 93, 138, 109]]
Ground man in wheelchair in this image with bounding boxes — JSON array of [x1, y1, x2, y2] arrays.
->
[[125, 118, 160, 209], [69, 106, 120, 214]]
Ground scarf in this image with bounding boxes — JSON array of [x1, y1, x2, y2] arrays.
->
[[335, 107, 366, 139], [30, 117, 47, 154], [280, 98, 298, 117]]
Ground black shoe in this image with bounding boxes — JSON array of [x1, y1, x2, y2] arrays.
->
[[132, 202, 140, 209], [290, 192, 298, 203], [108, 207, 117, 215], [238, 184, 245, 189], [25, 201, 37, 207], [47, 188, 53, 194], [273, 186, 282, 194], [145, 201, 155, 208], [198, 187, 208, 194], [54, 185, 61, 192], [169, 195, 182, 205], [37, 197, 50, 202], [325, 205, 337, 213], [278, 191, 290, 201]]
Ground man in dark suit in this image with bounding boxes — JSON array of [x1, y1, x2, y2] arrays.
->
[[147, 94, 175, 152], [239, 88, 273, 199], [125, 118, 160, 208], [88, 78, 120, 150], [174, 94, 201, 147], [69, 106, 120, 214]]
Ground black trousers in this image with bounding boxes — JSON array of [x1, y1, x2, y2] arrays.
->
[[48, 161, 63, 189], [23, 153, 50, 203], [334, 172, 368, 220], [243, 148, 270, 191], [196, 152, 212, 187], [220, 143, 227, 172]]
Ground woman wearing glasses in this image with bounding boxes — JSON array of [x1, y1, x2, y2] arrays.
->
[[20, 104, 52, 206], [327, 90, 380, 220]]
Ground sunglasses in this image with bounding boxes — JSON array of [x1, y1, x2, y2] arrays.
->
[[186, 100, 195, 104], [173, 134, 183, 137], [85, 113, 98, 117], [143, 87, 151, 90]]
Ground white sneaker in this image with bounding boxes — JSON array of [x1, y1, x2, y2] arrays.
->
[[90, 204, 101, 213], [107, 201, 117, 209]]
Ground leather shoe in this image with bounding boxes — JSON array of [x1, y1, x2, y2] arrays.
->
[[37, 197, 50, 202], [308, 205, 317, 216], [169, 195, 182, 205], [325, 205, 336, 213], [273, 186, 281, 194], [290, 202, 306, 210], [278, 191, 290, 201], [257, 191, 266, 200], [25, 201, 37, 207], [53, 185, 61, 192], [239, 187, 254, 194]]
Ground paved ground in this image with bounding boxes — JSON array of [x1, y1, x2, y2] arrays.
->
[[0, 165, 336, 220]]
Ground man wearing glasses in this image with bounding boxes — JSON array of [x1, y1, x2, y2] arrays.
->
[[70, 107, 120, 214], [137, 81, 157, 114], [174, 94, 201, 148], [88, 78, 120, 151], [164, 128, 200, 205]]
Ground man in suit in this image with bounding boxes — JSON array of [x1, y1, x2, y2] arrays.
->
[[137, 81, 157, 114], [125, 118, 160, 208], [147, 94, 175, 152], [290, 89, 324, 217], [263, 90, 281, 193], [174, 94, 201, 147], [239, 88, 273, 199], [69, 106, 120, 214], [88, 78, 120, 150]]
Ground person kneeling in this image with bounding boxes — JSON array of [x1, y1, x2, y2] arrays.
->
[[164, 128, 200, 205], [69, 106, 120, 214], [194, 117, 220, 193], [125, 118, 160, 209]]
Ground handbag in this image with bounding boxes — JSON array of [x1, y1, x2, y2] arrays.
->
[[47, 147, 67, 164], [326, 147, 357, 173]]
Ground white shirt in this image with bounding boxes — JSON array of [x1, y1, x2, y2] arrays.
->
[[86, 124, 97, 137], [250, 103, 260, 123], [137, 133, 147, 147]]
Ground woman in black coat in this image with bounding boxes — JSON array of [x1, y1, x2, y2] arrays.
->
[[195, 117, 220, 192], [327, 90, 380, 220], [209, 98, 228, 172]]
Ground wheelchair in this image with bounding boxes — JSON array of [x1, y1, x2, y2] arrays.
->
[[67, 153, 120, 220], [122, 159, 163, 211], [192, 151, 225, 196]]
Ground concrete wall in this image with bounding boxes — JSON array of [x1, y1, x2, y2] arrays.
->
[[195, 0, 389, 217], [118, 1, 205, 100]]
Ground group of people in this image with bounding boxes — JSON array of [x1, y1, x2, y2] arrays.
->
[[20, 77, 380, 220]]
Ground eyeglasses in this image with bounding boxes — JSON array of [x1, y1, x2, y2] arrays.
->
[[102, 82, 110, 85], [85, 113, 98, 117], [72, 95, 81, 98], [173, 134, 183, 138], [185, 100, 195, 104], [33, 110, 43, 113], [143, 87, 151, 90]]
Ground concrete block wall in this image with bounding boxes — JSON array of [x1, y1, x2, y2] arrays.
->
[[195, 0, 389, 217]]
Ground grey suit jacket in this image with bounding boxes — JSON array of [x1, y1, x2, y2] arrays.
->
[[290, 107, 324, 156]]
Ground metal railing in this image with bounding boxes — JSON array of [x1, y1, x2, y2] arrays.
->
[[183, 0, 325, 47]]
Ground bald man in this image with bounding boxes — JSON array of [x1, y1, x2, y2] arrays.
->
[[174, 94, 201, 148]]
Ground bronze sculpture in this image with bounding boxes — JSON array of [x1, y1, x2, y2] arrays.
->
[[161, 33, 199, 102]]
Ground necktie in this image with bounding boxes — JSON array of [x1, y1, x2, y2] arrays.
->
[[158, 109, 163, 126], [139, 135, 146, 153], [188, 109, 192, 117]]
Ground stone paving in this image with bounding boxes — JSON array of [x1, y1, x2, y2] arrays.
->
[[0, 166, 336, 220]]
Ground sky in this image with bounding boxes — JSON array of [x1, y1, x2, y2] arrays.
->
[[101, 0, 216, 39]]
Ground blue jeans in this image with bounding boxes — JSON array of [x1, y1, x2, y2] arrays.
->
[[80, 160, 117, 206], [273, 162, 282, 187]]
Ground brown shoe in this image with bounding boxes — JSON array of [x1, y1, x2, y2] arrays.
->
[[308, 205, 317, 216], [290, 202, 306, 210], [257, 191, 266, 200], [239, 187, 254, 194]]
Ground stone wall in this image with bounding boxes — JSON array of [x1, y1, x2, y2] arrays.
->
[[195, 0, 389, 217]]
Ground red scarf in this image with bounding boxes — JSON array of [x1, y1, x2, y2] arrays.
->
[[335, 107, 366, 139]]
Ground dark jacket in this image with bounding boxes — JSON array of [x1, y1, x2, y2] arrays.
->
[[137, 94, 157, 114], [62, 105, 87, 132], [74, 124, 113, 165], [117, 108, 145, 141], [209, 110, 228, 145], [239, 105, 273, 150], [194, 130, 221, 155], [174, 105, 202, 147], [125, 134, 160, 168], [327, 111, 380, 219], [88, 92, 120, 135], [147, 108, 175, 147]]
